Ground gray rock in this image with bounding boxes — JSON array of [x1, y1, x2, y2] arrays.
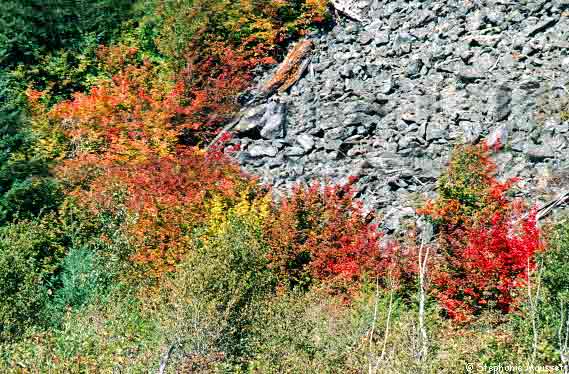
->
[[285, 146, 306, 156], [227, 1, 569, 229], [343, 100, 381, 115], [527, 144, 556, 161], [235, 104, 267, 132], [340, 63, 354, 78], [526, 17, 559, 37], [406, 58, 423, 77], [297, 134, 315, 152], [457, 67, 484, 82], [359, 31, 373, 45], [379, 77, 394, 94], [325, 126, 355, 140], [375, 31, 390, 45], [383, 207, 416, 232], [426, 122, 447, 141], [260, 101, 287, 139], [492, 86, 513, 122], [462, 122, 482, 144], [344, 112, 373, 126], [248, 143, 279, 158]]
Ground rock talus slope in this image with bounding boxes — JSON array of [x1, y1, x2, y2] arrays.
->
[[227, 0, 569, 231]]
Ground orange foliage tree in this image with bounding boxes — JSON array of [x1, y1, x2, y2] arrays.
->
[[26, 2, 345, 284], [75, 148, 260, 278], [37, 44, 268, 278]]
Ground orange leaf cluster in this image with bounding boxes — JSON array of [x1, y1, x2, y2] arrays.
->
[[75, 147, 259, 278]]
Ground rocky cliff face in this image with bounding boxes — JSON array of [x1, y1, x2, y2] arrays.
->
[[226, 0, 569, 231]]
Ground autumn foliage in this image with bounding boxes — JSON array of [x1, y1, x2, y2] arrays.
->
[[4, 1, 567, 370], [20, 0, 545, 325], [264, 182, 407, 291], [419, 143, 543, 321], [20, 1, 332, 283]]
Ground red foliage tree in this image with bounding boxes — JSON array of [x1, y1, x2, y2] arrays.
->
[[419, 143, 543, 321], [264, 182, 405, 291]]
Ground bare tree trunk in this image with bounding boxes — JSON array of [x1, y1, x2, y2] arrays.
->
[[380, 284, 394, 364], [527, 259, 542, 367], [558, 301, 569, 374], [417, 228, 430, 365], [368, 272, 395, 374], [158, 341, 178, 374], [368, 277, 380, 374]]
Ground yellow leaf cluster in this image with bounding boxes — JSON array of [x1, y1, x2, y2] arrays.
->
[[204, 188, 272, 238]]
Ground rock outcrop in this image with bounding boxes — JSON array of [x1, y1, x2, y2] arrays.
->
[[226, 0, 569, 231]]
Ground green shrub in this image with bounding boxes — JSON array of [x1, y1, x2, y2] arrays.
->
[[0, 69, 64, 224], [0, 177, 62, 224], [156, 216, 276, 366], [246, 285, 449, 373], [2, 216, 275, 371], [0, 217, 65, 341], [541, 218, 569, 304], [1, 292, 160, 372], [43, 246, 114, 327], [15, 34, 106, 105], [153, 0, 329, 65]]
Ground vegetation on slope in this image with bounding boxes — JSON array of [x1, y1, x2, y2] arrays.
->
[[0, 0, 568, 372]]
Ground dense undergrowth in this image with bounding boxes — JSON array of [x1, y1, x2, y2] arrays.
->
[[1, 0, 568, 372]]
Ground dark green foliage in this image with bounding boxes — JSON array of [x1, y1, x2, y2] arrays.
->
[[0, 70, 63, 224], [154, 0, 329, 66], [0, 190, 134, 340], [0, 178, 62, 223], [44, 246, 114, 327], [0, 216, 65, 341], [19, 35, 105, 105], [0, 0, 135, 68], [44, 198, 135, 325]]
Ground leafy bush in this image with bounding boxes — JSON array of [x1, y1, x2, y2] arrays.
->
[[0, 71, 63, 224], [150, 0, 329, 143], [495, 218, 569, 365], [0, 177, 62, 224], [66, 149, 260, 279], [44, 246, 114, 327], [154, 0, 329, 64], [540, 218, 569, 304], [419, 142, 516, 230], [46, 54, 181, 168], [157, 216, 276, 363], [264, 182, 405, 291], [245, 284, 492, 373], [434, 209, 543, 321], [1, 292, 159, 372], [420, 143, 543, 321], [14, 35, 106, 105], [1, 216, 273, 371], [0, 217, 65, 341]]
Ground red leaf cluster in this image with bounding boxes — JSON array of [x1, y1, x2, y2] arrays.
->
[[264, 182, 402, 290], [420, 143, 543, 321]]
